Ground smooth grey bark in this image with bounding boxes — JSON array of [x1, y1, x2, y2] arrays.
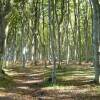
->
[[84, 3, 89, 63], [42, 0, 47, 67], [77, 0, 81, 64], [20, 1, 26, 67], [73, 0, 78, 61], [91, 0, 100, 83], [65, 0, 70, 64], [55, 0, 64, 67], [48, 0, 56, 83], [31, 0, 39, 65], [34, 0, 39, 65]]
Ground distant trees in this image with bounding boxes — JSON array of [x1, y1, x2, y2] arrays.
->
[[1, 0, 99, 84]]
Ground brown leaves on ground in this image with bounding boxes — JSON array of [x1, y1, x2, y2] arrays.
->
[[0, 64, 100, 100]]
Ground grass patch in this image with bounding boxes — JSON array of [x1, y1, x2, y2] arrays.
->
[[0, 76, 15, 88]]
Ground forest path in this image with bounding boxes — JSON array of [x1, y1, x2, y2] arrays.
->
[[0, 64, 100, 100], [0, 66, 47, 100]]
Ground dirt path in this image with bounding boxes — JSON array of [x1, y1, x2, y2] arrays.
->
[[0, 67, 46, 100], [0, 65, 100, 100]]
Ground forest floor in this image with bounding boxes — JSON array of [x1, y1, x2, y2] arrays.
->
[[0, 63, 100, 100]]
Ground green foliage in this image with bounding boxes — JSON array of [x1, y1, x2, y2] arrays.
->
[[1, 0, 93, 70]]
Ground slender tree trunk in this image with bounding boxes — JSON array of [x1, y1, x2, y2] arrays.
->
[[48, 0, 56, 83], [42, 0, 47, 67], [0, 19, 5, 74], [84, 3, 88, 63], [55, 0, 64, 67], [77, 0, 81, 64]]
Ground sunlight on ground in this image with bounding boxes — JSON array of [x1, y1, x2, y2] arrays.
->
[[1, 64, 100, 100], [0, 88, 5, 91], [85, 75, 94, 78], [39, 96, 54, 99], [17, 86, 29, 90], [61, 75, 94, 80], [6, 71, 27, 76], [0, 92, 16, 97], [30, 73, 44, 76], [42, 86, 88, 93], [23, 80, 43, 84], [14, 79, 43, 84]]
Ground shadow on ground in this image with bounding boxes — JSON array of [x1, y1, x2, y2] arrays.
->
[[0, 64, 99, 100]]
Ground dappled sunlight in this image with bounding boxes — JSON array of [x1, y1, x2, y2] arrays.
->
[[0, 0, 99, 99], [26, 74, 38, 77], [41, 85, 88, 93], [38, 96, 54, 100], [17, 86, 29, 90], [7, 72, 26, 76], [0, 64, 100, 100], [38, 87, 90, 100], [0, 91, 16, 100], [73, 73, 90, 76], [0, 88, 6, 91], [29, 73, 44, 77], [13, 79, 24, 83], [23, 80, 43, 84], [85, 75, 94, 78], [60, 75, 94, 81], [0, 92, 16, 97], [0, 92, 34, 100]]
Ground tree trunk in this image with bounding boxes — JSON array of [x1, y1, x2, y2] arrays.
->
[[0, 0, 11, 75], [91, 0, 100, 83], [0, 16, 6, 75], [84, 3, 88, 63], [48, 0, 56, 84]]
